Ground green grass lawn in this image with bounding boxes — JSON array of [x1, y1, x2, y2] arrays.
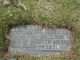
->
[[0, 0, 80, 60]]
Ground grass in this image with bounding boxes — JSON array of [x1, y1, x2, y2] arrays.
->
[[0, 0, 80, 60]]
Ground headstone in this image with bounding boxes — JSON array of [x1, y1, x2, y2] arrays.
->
[[9, 25, 72, 54]]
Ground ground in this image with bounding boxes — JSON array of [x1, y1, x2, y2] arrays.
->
[[0, 0, 80, 60]]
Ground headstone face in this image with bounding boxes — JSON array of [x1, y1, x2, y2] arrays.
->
[[9, 25, 72, 54]]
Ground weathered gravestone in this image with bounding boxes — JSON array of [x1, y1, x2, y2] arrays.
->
[[9, 25, 72, 54]]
